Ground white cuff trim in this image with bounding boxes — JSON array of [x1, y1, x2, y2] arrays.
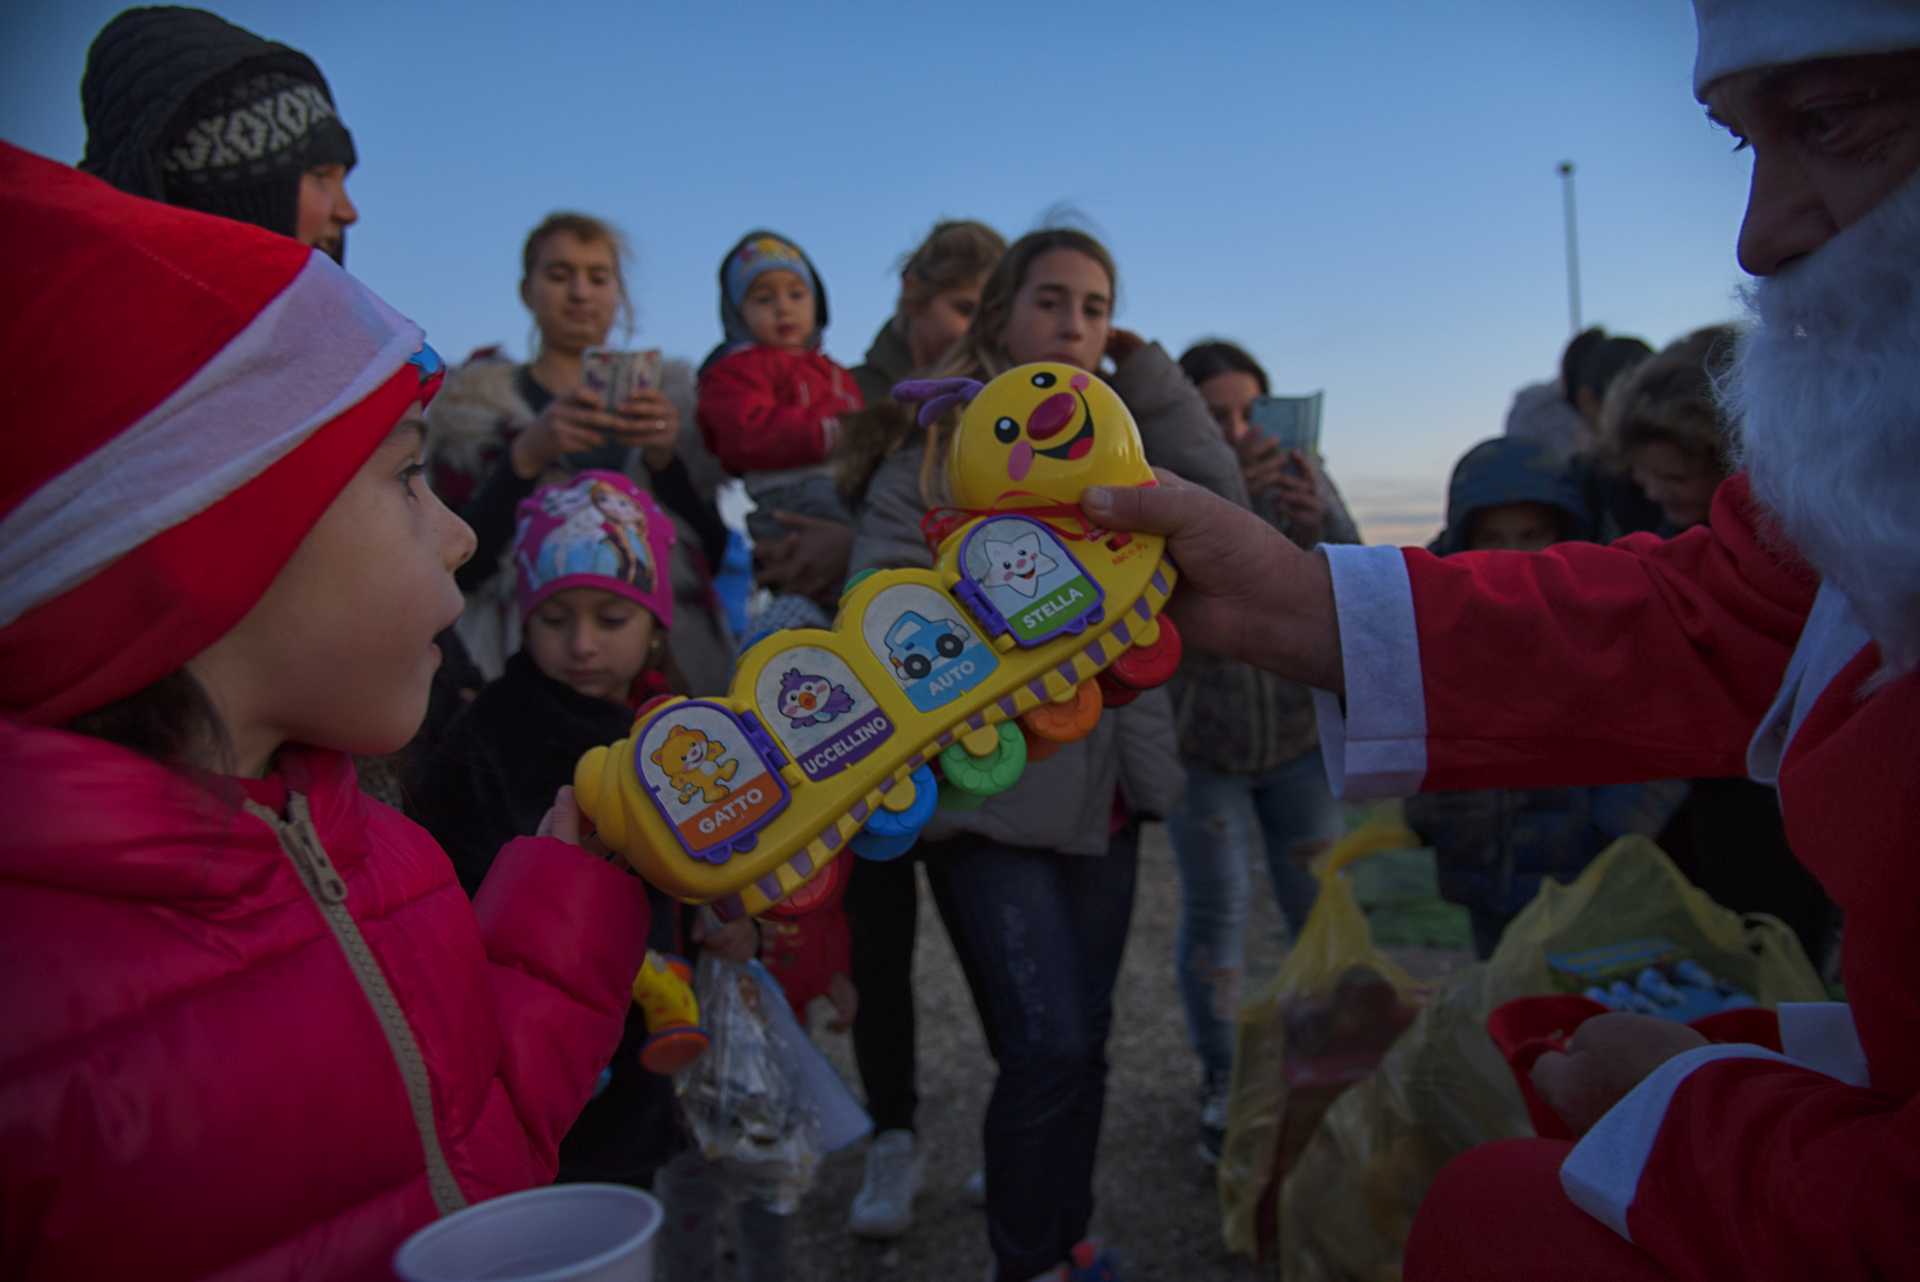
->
[[0, 253, 421, 627], [1561, 1043, 1796, 1241], [1314, 545, 1426, 799], [1778, 1002, 1869, 1087]]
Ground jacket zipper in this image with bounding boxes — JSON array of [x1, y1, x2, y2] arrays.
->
[[245, 795, 469, 1216]]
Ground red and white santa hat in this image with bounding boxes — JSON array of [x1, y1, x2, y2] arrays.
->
[[1694, 0, 1920, 96], [0, 142, 443, 726]]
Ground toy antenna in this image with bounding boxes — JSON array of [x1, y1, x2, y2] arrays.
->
[[892, 377, 984, 428]]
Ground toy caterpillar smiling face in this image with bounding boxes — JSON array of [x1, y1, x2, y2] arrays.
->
[[949, 363, 1151, 509]]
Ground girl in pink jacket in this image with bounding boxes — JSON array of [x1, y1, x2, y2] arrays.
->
[[0, 144, 652, 1281]]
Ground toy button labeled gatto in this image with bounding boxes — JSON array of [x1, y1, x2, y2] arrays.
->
[[632, 701, 787, 863]]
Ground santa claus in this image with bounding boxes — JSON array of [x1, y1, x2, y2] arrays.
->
[[1082, 3, 1920, 1278]]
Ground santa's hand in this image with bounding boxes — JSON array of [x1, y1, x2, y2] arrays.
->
[[1531, 1013, 1709, 1136], [1082, 469, 1343, 692]]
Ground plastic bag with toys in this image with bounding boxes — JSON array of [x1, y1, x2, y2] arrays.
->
[[1271, 836, 1825, 1282], [1218, 819, 1425, 1261], [673, 955, 871, 1213]]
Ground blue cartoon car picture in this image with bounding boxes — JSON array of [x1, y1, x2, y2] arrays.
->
[[863, 588, 1000, 714], [883, 611, 968, 681]]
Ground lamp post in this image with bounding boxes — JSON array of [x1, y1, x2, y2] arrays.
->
[[1557, 160, 1583, 335]]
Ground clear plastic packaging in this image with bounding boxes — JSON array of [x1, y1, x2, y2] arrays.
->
[[673, 955, 869, 1213]]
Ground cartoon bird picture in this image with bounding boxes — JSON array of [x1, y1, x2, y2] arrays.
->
[[895, 362, 1152, 511], [650, 724, 740, 806], [776, 670, 856, 728], [981, 530, 1059, 599]]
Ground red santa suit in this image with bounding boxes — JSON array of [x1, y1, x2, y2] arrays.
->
[[1314, 477, 1919, 1281]]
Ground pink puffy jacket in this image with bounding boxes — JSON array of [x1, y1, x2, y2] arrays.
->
[[0, 720, 652, 1280]]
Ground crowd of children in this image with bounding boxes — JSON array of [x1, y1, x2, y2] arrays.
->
[[2, 3, 1904, 1281]]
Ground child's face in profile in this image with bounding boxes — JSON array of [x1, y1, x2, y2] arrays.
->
[[1466, 501, 1564, 553], [525, 587, 658, 704], [188, 409, 477, 772], [741, 269, 816, 350]]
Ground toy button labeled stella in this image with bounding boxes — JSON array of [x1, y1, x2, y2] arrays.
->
[[574, 362, 1182, 917]]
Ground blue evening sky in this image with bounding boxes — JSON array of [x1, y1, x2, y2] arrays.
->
[[3, 0, 1752, 542]]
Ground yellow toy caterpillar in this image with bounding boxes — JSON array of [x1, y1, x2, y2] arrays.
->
[[576, 363, 1182, 918]]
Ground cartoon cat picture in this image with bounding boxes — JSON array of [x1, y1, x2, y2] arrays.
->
[[650, 724, 739, 805], [981, 531, 1058, 599], [776, 669, 855, 728]]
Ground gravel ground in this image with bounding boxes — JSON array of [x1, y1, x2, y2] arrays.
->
[[780, 822, 1467, 1282]]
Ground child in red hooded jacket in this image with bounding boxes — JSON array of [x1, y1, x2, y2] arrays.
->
[[0, 144, 652, 1282], [697, 230, 863, 559]]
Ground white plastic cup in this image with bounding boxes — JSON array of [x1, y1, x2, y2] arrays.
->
[[393, 1184, 662, 1282]]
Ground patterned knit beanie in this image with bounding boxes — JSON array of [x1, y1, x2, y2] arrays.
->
[[81, 7, 355, 241], [159, 65, 356, 237]]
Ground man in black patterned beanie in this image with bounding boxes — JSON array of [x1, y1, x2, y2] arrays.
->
[[80, 7, 359, 264]]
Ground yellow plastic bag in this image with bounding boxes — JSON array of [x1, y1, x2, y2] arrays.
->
[[1218, 819, 1424, 1260], [1274, 836, 1825, 1282]]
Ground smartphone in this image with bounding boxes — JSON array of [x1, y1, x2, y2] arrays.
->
[[573, 348, 666, 468], [1247, 392, 1324, 457], [581, 347, 663, 411]]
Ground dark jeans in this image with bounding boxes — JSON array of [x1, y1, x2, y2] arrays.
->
[[847, 853, 921, 1133], [925, 825, 1140, 1282]]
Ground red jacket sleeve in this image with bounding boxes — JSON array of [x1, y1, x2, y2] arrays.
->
[[1407, 475, 1817, 790], [470, 836, 650, 1177], [697, 349, 861, 475], [1562, 1048, 1920, 1282]]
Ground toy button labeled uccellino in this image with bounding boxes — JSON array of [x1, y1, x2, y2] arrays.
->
[[574, 362, 1182, 917]]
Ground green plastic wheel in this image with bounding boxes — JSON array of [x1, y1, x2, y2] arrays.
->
[[938, 721, 1027, 799]]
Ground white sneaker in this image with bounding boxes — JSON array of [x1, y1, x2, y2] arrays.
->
[[962, 1166, 986, 1206], [1199, 1079, 1229, 1167], [848, 1129, 922, 1239]]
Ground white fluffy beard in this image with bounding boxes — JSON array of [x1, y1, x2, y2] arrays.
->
[[1722, 169, 1920, 675]]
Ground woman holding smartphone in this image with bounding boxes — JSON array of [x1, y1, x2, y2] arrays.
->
[[1170, 339, 1363, 1167], [425, 212, 732, 694]]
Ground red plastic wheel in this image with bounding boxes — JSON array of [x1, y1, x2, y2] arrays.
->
[[761, 846, 851, 920], [1107, 614, 1182, 690], [1095, 671, 1142, 707]]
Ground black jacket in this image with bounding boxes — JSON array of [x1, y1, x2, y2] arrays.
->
[[412, 650, 685, 1184]]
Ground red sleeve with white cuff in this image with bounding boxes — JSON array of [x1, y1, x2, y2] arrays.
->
[[1311, 473, 1920, 1279], [1310, 475, 1815, 800], [1558, 1004, 1920, 1281]]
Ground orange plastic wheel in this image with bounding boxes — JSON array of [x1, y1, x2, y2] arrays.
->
[[1020, 722, 1065, 761], [1021, 680, 1104, 744], [1107, 614, 1182, 690]]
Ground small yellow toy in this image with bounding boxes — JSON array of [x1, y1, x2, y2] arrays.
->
[[576, 363, 1181, 917], [630, 950, 708, 1074]]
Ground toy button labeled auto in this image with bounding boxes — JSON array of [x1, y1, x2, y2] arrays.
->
[[861, 584, 999, 713]]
